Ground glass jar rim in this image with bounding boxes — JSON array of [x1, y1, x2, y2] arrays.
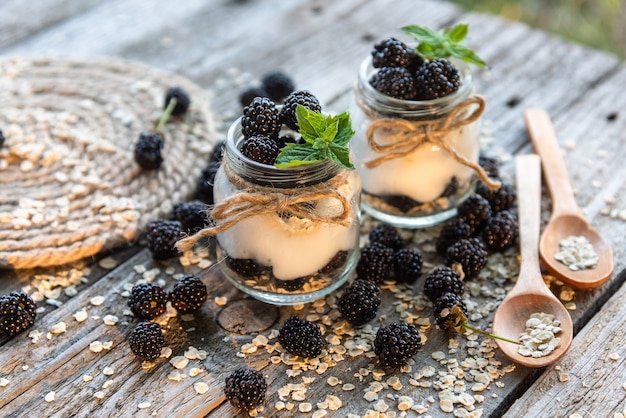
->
[[225, 116, 341, 187], [357, 55, 474, 117]]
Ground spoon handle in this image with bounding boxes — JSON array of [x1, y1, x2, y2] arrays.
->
[[524, 109, 580, 216], [515, 155, 545, 290]]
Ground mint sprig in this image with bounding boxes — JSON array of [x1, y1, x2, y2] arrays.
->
[[275, 105, 355, 170], [401, 23, 487, 68]]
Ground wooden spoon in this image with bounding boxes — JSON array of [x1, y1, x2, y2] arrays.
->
[[492, 154, 573, 368], [525, 109, 614, 289]]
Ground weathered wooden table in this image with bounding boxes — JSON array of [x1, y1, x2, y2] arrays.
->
[[1, 0, 625, 417]]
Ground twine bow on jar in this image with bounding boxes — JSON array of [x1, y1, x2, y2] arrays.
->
[[176, 164, 353, 253], [364, 95, 500, 191]]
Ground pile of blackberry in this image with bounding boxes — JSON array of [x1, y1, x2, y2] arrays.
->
[[126, 276, 207, 361], [239, 89, 323, 166], [355, 224, 423, 284], [435, 157, 518, 279], [368, 38, 461, 101]]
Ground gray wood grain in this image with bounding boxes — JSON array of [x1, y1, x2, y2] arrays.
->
[[1, 0, 626, 417]]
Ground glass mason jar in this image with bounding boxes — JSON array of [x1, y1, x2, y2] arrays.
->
[[351, 56, 485, 228], [212, 118, 361, 305]]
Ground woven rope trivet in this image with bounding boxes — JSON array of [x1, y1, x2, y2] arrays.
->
[[0, 57, 216, 269]]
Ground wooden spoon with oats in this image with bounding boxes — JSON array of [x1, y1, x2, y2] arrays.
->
[[492, 155, 573, 368], [525, 108, 614, 289]]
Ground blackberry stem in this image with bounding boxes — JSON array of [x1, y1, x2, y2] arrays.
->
[[156, 97, 178, 132], [462, 322, 520, 345]]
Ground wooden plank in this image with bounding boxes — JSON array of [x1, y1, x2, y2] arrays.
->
[[503, 271, 626, 417]]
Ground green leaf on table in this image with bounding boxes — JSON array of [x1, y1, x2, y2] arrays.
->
[[402, 23, 486, 68], [275, 104, 355, 170]]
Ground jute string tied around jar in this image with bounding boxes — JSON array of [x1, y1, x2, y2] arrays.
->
[[177, 162, 353, 252], [361, 95, 501, 191]]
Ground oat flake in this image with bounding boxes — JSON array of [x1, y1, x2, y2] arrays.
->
[[44, 391, 56, 402], [194, 382, 209, 394]]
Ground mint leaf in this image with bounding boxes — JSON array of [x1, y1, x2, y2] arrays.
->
[[402, 23, 486, 68], [275, 143, 322, 168], [275, 105, 355, 169], [448, 23, 468, 43]]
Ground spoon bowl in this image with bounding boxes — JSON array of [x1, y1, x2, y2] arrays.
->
[[492, 154, 573, 368], [525, 109, 614, 289]]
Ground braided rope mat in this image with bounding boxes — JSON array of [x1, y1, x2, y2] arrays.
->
[[0, 57, 216, 269]]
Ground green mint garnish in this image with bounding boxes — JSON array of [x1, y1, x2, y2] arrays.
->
[[275, 105, 355, 170], [401, 23, 487, 68]]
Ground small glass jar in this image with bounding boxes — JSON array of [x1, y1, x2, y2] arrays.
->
[[351, 56, 484, 228], [212, 118, 361, 305]]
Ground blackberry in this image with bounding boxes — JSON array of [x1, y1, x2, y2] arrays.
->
[[169, 275, 207, 313], [128, 282, 168, 320], [274, 277, 306, 292], [423, 267, 463, 303], [371, 37, 422, 70], [240, 135, 281, 165], [145, 220, 183, 260], [209, 140, 225, 163], [224, 368, 267, 411], [440, 176, 459, 198], [436, 217, 472, 256], [164, 86, 191, 116], [319, 250, 348, 275], [393, 249, 423, 283], [433, 292, 468, 333], [0, 129, 5, 148], [374, 322, 422, 368], [414, 59, 461, 100], [476, 182, 516, 213], [280, 90, 322, 130], [369, 223, 403, 250], [370, 67, 417, 100], [356, 243, 395, 283], [457, 194, 492, 234], [445, 238, 488, 279], [337, 279, 380, 325], [225, 257, 265, 277], [482, 210, 518, 252], [0, 291, 37, 337], [196, 161, 220, 204], [382, 194, 421, 212], [261, 70, 296, 102], [128, 322, 164, 360], [241, 97, 281, 138], [278, 316, 325, 358], [134, 132, 164, 170], [239, 86, 270, 107], [478, 155, 499, 178], [172, 200, 209, 233]]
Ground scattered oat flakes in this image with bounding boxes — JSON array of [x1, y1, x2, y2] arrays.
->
[[138, 402, 151, 409], [559, 373, 570, 382], [90, 296, 105, 306], [0, 378, 9, 387], [50, 322, 67, 335], [194, 382, 209, 394], [342, 383, 355, 391], [44, 391, 56, 402], [327, 376, 340, 386], [161, 347, 173, 358], [103, 367, 114, 376], [213, 295, 228, 306], [98, 257, 118, 269], [90, 341, 104, 353], [94, 391, 105, 400], [189, 368, 203, 377], [102, 380, 114, 389], [83, 375, 93, 382], [397, 396, 413, 411], [312, 410, 328, 418], [609, 352, 620, 361], [103, 315, 119, 325], [299, 403, 313, 412], [170, 356, 189, 370], [168, 371, 183, 382]]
